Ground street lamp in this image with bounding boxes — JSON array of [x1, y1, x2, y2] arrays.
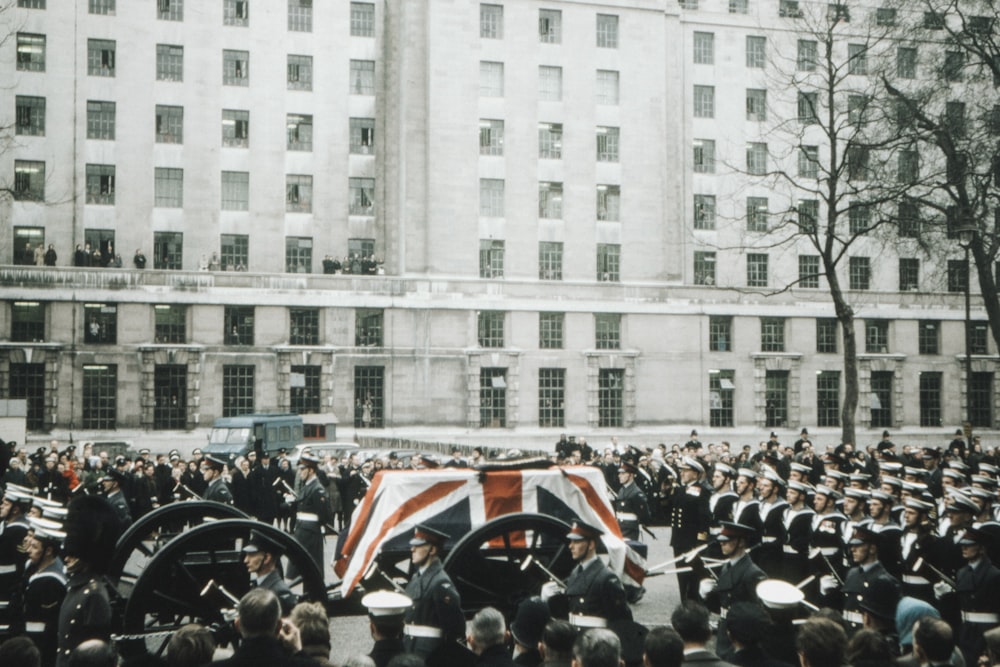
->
[[957, 223, 976, 443]]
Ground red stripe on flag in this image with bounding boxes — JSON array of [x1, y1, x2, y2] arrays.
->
[[337, 470, 387, 559], [483, 470, 525, 548], [624, 556, 645, 584], [562, 469, 624, 539]]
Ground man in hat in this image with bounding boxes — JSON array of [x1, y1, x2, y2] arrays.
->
[[243, 529, 296, 615], [858, 576, 901, 650], [669, 457, 711, 601], [685, 430, 701, 451], [708, 463, 737, 539], [866, 490, 903, 579], [100, 468, 132, 528], [202, 455, 234, 505], [561, 519, 631, 628], [899, 497, 940, 604], [402, 524, 466, 665], [698, 521, 766, 660], [363, 590, 412, 667], [953, 526, 1000, 666], [249, 450, 282, 525], [23, 517, 67, 666], [754, 469, 787, 578], [809, 485, 846, 583], [0, 485, 33, 640], [614, 461, 651, 543], [287, 453, 333, 579], [793, 428, 810, 455], [876, 431, 897, 460], [949, 429, 968, 461], [731, 469, 761, 533], [510, 597, 550, 666], [835, 522, 898, 632], [781, 480, 815, 585]]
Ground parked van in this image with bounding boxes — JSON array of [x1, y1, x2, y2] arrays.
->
[[204, 413, 303, 460]]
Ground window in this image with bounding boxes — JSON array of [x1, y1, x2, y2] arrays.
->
[[14, 161, 45, 201], [480, 119, 503, 156], [287, 54, 313, 90], [729, 0, 748, 14], [17, 33, 45, 72], [972, 323, 990, 355], [919, 372, 942, 427], [480, 368, 507, 428], [225, 306, 254, 345], [596, 314, 621, 350], [597, 185, 620, 222], [796, 200, 818, 234], [746, 36, 766, 68], [222, 109, 249, 147], [480, 179, 504, 217], [289, 308, 319, 345], [897, 48, 917, 79], [15, 96, 45, 136], [539, 66, 562, 101], [154, 365, 186, 429], [154, 167, 183, 208], [817, 318, 838, 353], [157, 0, 182, 21], [817, 371, 840, 427], [747, 197, 768, 231], [971, 373, 993, 428], [914, 320, 940, 355], [221, 234, 249, 271], [694, 251, 716, 286], [799, 146, 819, 178], [154, 231, 183, 270], [350, 60, 375, 94], [539, 123, 563, 159], [799, 255, 820, 288], [694, 85, 715, 118], [479, 239, 505, 278], [968, 15, 994, 36], [349, 177, 375, 215], [847, 146, 870, 181], [221, 171, 249, 210], [848, 44, 867, 75], [13, 227, 42, 267], [352, 309, 382, 347], [82, 365, 117, 430], [797, 40, 817, 71], [84, 229, 114, 264], [848, 95, 868, 126], [155, 105, 183, 144], [694, 139, 715, 173], [709, 316, 731, 352], [480, 4, 502, 39], [87, 39, 115, 77], [224, 0, 248, 25], [876, 8, 896, 26], [288, 0, 312, 31], [850, 202, 871, 234], [355, 366, 384, 428], [11, 301, 45, 342], [694, 32, 714, 65], [694, 194, 716, 230], [83, 303, 117, 344], [478, 311, 504, 348], [828, 3, 850, 22], [85, 164, 116, 205], [286, 174, 312, 213], [480, 61, 504, 97], [286, 113, 313, 151], [9, 363, 44, 430], [223, 366, 255, 417], [539, 9, 561, 43], [870, 370, 892, 428], [596, 126, 618, 162], [596, 70, 619, 105], [596, 14, 618, 48], [746, 89, 766, 121], [945, 101, 966, 138], [539, 182, 563, 219], [290, 365, 321, 414], [539, 312, 564, 348], [948, 260, 968, 293], [156, 44, 183, 81], [538, 242, 565, 281], [597, 244, 620, 282], [765, 370, 788, 428], [18, 0, 45, 7], [898, 200, 920, 238], [709, 370, 735, 427], [223, 50, 249, 85], [896, 257, 919, 291], [849, 256, 870, 290], [747, 142, 767, 175], [923, 11, 945, 30], [798, 91, 818, 125], [285, 236, 312, 273], [598, 368, 624, 427], [154, 304, 186, 343], [539, 368, 565, 427], [761, 317, 785, 352], [747, 254, 768, 287], [944, 51, 964, 82], [866, 320, 889, 353], [352, 118, 376, 154], [898, 150, 919, 183], [351, 2, 375, 36]]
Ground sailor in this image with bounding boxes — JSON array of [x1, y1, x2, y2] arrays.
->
[[899, 497, 940, 605], [614, 461, 651, 542], [561, 518, 632, 627], [202, 455, 234, 505], [668, 457, 711, 601], [286, 453, 333, 580], [866, 490, 903, 579], [953, 526, 1000, 667], [840, 489, 871, 565], [23, 516, 68, 667], [242, 529, 296, 615], [835, 522, 899, 633], [0, 485, 33, 640], [753, 468, 788, 578], [808, 485, 847, 601], [781, 479, 814, 585], [100, 467, 133, 528], [401, 524, 467, 666], [731, 468, 761, 533], [707, 463, 737, 538], [362, 590, 411, 667]]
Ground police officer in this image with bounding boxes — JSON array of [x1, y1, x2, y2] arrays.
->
[[287, 454, 333, 579], [202, 455, 234, 505], [614, 461, 651, 542], [402, 524, 467, 666], [668, 456, 711, 601], [100, 468, 132, 528], [560, 518, 632, 628], [23, 516, 68, 667], [362, 590, 412, 667], [0, 485, 33, 640], [952, 526, 1000, 667], [242, 529, 296, 615]]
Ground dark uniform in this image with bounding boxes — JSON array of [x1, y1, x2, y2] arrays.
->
[[256, 568, 296, 616], [754, 496, 788, 578], [402, 528, 466, 665], [836, 524, 898, 632], [781, 493, 814, 585], [24, 556, 67, 667], [899, 499, 944, 605], [702, 523, 767, 661], [105, 489, 132, 527], [564, 556, 632, 625], [614, 467, 651, 541], [57, 571, 112, 667], [291, 474, 333, 573], [362, 589, 413, 667], [0, 487, 32, 640], [669, 457, 711, 601], [955, 528, 1000, 667], [204, 476, 234, 505]]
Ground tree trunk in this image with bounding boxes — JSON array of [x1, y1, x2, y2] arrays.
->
[[972, 238, 1000, 359], [829, 276, 858, 447]]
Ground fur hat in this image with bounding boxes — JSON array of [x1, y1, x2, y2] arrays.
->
[[62, 495, 123, 574]]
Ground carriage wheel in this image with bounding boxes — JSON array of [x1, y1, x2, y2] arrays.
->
[[119, 519, 325, 658], [442, 512, 573, 617]]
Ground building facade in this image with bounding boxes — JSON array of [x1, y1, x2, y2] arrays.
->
[[0, 0, 995, 444]]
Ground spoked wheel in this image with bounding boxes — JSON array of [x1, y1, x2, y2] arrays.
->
[[119, 519, 325, 659], [443, 512, 573, 617]]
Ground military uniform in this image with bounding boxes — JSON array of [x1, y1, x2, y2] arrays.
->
[[105, 489, 132, 527], [292, 475, 332, 572], [255, 568, 296, 616], [563, 556, 632, 626], [204, 476, 234, 505], [839, 562, 896, 631], [702, 522, 767, 661], [669, 459, 711, 601], [0, 515, 30, 639], [614, 477, 650, 541], [57, 572, 112, 667], [754, 498, 788, 577], [24, 557, 67, 667], [402, 559, 466, 663], [955, 530, 1000, 667], [781, 504, 814, 584]]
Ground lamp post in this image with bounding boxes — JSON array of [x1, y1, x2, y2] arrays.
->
[[957, 224, 976, 442]]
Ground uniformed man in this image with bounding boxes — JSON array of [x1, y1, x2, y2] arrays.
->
[[560, 518, 631, 628], [362, 590, 412, 667], [614, 461, 651, 542], [835, 522, 898, 633], [809, 485, 847, 603], [781, 479, 814, 585], [668, 456, 711, 601], [899, 497, 940, 605], [953, 526, 1000, 667], [23, 516, 68, 667], [731, 468, 761, 533], [866, 490, 903, 579], [401, 524, 467, 666], [202, 455, 234, 505], [287, 454, 333, 580], [708, 463, 737, 538], [754, 468, 787, 578], [100, 468, 132, 528], [0, 485, 33, 640], [242, 529, 296, 615]]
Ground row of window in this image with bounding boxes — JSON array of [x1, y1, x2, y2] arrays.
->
[[480, 62, 619, 104], [17, 0, 376, 35], [479, 180, 620, 222], [479, 121, 619, 162], [478, 241, 619, 282], [479, 4, 619, 49]]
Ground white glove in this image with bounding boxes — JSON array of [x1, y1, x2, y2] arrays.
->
[[698, 578, 716, 599], [540, 581, 564, 601], [819, 575, 838, 595], [934, 581, 954, 599], [283, 493, 296, 504]]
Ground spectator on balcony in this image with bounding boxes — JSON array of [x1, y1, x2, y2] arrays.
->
[[33, 243, 44, 266], [134, 249, 147, 269], [44, 244, 57, 266]]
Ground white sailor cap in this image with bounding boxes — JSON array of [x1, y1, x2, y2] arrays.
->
[[361, 590, 412, 619]]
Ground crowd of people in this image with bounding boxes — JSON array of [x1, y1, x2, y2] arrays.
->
[[321, 254, 384, 276]]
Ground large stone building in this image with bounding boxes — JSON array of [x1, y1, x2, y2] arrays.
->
[[0, 0, 994, 447]]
